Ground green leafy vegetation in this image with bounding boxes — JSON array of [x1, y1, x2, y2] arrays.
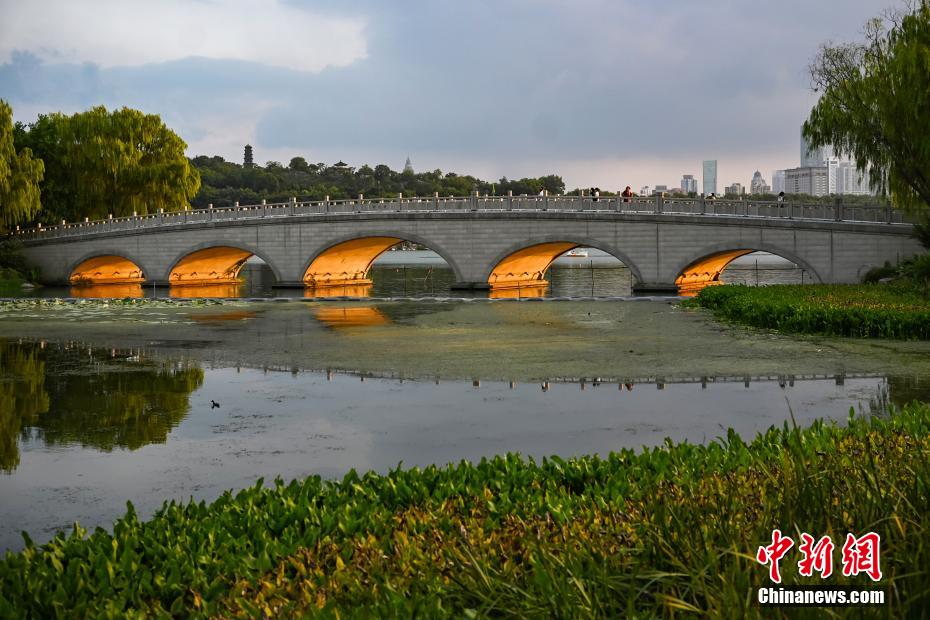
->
[[190, 155, 566, 208], [14, 106, 200, 223], [689, 284, 930, 339], [803, 3, 930, 213], [0, 100, 43, 232], [1, 403, 929, 617]]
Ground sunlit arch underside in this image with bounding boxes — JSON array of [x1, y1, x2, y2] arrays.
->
[[169, 247, 252, 286], [488, 242, 578, 289], [304, 237, 403, 287], [313, 306, 390, 328], [675, 250, 755, 296], [70, 255, 144, 285]]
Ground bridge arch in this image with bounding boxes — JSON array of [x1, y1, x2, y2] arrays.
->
[[68, 250, 150, 285], [484, 236, 645, 289], [672, 242, 823, 294], [165, 241, 285, 285], [301, 232, 466, 288]]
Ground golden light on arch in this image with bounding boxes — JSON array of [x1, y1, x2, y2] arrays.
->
[[70, 255, 144, 285], [303, 237, 403, 288], [169, 246, 253, 286], [675, 250, 754, 296], [488, 242, 578, 289]]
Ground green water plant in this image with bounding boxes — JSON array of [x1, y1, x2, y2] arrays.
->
[[689, 284, 930, 339], [1, 403, 929, 617]]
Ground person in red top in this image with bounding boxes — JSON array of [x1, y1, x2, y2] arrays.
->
[[621, 186, 633, 203]]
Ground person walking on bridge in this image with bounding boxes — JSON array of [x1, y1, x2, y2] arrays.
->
[[621, 186, 633, 203]]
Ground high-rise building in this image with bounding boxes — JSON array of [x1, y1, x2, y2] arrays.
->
[[702, 160, 717, 196], [836, 162, 872, 195], [785, 166, 828, 196], [725, 182, 745, 196], [771, 170, 786, 194], [681, 174, 698, 194], [640, 185, 651, 197], [800, 131, 835, 168], [243, 144, 254, 168], [749, 171, 770, 195]]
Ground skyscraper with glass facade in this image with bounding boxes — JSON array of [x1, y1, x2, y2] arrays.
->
[[702, 160, 717, 196]]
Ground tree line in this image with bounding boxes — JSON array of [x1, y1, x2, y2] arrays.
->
[[191, 154, 565, 209]]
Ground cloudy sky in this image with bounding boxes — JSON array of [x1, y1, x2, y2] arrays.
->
[[0, 0, 892, 191]]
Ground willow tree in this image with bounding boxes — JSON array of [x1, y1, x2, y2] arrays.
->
[[16, 106, 200, 222], [803, 3, 930, 213], [0, 101, 44, 231]]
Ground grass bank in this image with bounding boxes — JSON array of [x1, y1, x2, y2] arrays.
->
[[1, 404, 929, 617], [688, 284, 930, 339]]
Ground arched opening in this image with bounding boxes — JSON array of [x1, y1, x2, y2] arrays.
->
[[169, 246, 253, 286], [303, 237, 456, 296], [70, 255, 145, 298], [304, 237, 403, 288], [488, 242, 578, 289], [487, 242, 636, 297], [70, 255, 144, 285], [676, 250, 812, 296]]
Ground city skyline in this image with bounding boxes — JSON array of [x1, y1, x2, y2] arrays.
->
[[0, 0, 889, 191]]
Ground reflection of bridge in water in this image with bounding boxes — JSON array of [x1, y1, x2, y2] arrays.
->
[[15, 194, 920, 297]]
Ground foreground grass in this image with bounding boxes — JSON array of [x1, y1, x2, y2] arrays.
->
[[1, 404, 930, 618], [689, 284, 930, 339]]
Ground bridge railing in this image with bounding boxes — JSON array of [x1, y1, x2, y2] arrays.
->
[[9, 194, 910, 241]]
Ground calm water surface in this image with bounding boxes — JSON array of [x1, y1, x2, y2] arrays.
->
[[1, 296, 928, 552]]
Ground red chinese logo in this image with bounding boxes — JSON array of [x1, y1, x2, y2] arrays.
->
[[756, 529, 794, 583], [841, 532, 882, 582], [757, 531, 881, 582]]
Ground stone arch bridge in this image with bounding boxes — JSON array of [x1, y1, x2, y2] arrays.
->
[[13, 194, 921, 294]]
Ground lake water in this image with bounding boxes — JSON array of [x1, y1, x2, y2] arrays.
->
[[1, 297, 929, 552]]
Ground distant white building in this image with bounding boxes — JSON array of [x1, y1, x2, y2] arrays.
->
[[836, 162, 872, 195], [681, 174, 698, 194], [749, 171, 771, 195], [785, 166, 828, 196], [800, 127, 873, 195], [640, 185, 651, 197], [771, 170, 786, 194]]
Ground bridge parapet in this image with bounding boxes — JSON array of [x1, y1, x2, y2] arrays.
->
[[9, 194, 909, 242]]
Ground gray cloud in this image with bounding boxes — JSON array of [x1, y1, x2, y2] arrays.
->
[[0, 0, 894, 187]]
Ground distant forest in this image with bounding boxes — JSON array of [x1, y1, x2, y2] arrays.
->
[[190, 153, 566, 208]]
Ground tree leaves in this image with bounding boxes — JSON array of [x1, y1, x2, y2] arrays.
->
[[803, 4, 930, 213], [15, 106, 200, 222], [0, 100, 44, 231]]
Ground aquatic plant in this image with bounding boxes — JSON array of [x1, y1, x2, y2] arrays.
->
[[689, 284, 930, 339], [1, 403, 929, 617]]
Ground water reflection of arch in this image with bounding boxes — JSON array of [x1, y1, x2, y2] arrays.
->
[[68, 249, 151, 285], [484, 236, 644, 289], [673, 243, 823, 294], [300, 232, 465, 288], [164, 241, 284, 285]]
